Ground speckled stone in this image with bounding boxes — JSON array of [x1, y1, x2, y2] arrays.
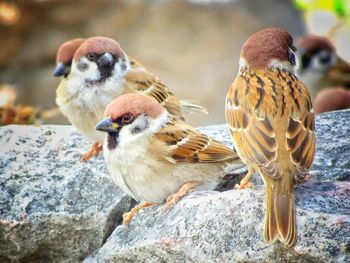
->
[[84, 110, 350, 263], [0, 125, 133, 263]]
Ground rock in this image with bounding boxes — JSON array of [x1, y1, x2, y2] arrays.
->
[[84, 110, 350, 263], [0, 125, 133, 263]]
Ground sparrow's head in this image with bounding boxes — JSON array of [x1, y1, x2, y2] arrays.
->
[[296, 35, 337, 75], [96, 93, 167, 149], [240, 28, 297, 71], [54, 38, 85, 77], [72, 36, 129, 85]]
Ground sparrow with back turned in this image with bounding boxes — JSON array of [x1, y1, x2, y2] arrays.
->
[[56, 36, 207, 161], [96, 93, 243, 224], [296, 35, 350, 100], [225, 28, 315, 247]]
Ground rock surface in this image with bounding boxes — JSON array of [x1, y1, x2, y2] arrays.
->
[[0, 125, 133, 263], [84, 110, 350, 263], [1, 110, 349, 263]]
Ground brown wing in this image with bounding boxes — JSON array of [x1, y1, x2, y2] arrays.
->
[[154, 118, 239, 164], [225, 71, 279, 177], [225, 68, 315, 178], [125, 58, 184, 120], [286, 109, 316, 174]]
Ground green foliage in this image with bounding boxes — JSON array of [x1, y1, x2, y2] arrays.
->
[[294, 0, 349, 17]]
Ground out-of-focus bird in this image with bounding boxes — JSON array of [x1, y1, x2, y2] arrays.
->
[[296, 35, 350, 100], [56, 36, 207, 161], [54, 38, 86, 78], [313, 87, 350, 113], [96, 93, 242, 224], [225, 28, 316, 247], [0, 84, 59, 125]]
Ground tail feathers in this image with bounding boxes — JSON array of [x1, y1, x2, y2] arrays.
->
[[180, 100, 208, 115], [264, 175, 296, 248]]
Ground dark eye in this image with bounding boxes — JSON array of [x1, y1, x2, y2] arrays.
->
[[121, 113, 134, 124], [87, 53, 96, 60]]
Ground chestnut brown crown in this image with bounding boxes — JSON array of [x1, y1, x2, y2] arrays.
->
[[105, 93, 165, 120], [73, 36, 126, 61], [241, 28, 296, 69], [56, 38, 85, 64], [297, 35, 335, 53]]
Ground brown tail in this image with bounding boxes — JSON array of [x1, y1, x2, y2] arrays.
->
[[263, 173, 296, 247]]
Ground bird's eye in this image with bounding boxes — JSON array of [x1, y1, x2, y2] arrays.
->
[[87, 53, 96, 60], [121, 113, 134, 124]]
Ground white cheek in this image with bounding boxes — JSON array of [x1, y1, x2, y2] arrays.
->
[[71, 57, 100, 80]]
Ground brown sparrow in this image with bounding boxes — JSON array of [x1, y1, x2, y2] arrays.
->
[[225, 28, 316, 247], [296, 35, 350, 100], [56, 36, 207, 161], [54, 38, 86, 78], [96, 93, 242, 224], [313, 87, 350, 113]]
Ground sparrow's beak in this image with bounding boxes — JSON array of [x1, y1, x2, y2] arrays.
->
[[95, 117, 119, 132], [54, 63, 70, 77], [98, 52, 114, 68]]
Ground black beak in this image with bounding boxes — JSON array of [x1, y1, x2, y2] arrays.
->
[[95, 117, 119, 133], [54, 63, 70, 77], [97, 53, 114, 69]]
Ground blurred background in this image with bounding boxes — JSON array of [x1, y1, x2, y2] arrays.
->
[[0, 0, 349, 127]]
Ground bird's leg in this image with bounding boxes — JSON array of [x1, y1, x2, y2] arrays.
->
[[165, 180, 201, 210], [235, 168, 254, 189], [123, 202, 154, 225], [82, 142, 103, 161]]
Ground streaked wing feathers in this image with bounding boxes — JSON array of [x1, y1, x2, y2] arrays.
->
[[125, 59, 184, 119], [286, 111, 315, 170], [155, 119, 238, 163]]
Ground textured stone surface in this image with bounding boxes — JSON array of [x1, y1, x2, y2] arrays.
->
[[0, 125, 133, 263], [84, 110, 350, 263]]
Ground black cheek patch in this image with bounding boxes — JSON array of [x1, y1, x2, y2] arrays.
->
[[77, 61, 88, 72], [288, 51, 296, 66], [131, 119, 149, 134]]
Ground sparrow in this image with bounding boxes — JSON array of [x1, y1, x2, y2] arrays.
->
[[225, 28, 316, 247], [95, 93, 243, 224], [54, 38, 86, 78], [296, 35, 350, 100], [56, 36, 207, 161], [313, 87, 350, 113]]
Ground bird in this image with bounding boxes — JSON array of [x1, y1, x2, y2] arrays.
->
[[313, 87, 350, 113], [54, 38, 86, 78], [95, 93, 243, 224], [55, 36, 207, 161], [296, 35, 350, 100], [225, 28, 316, 247]]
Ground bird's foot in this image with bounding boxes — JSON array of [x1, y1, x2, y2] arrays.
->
[[234, 181, 254, 189], [234, 169, 254, 190], [122, 202, 154, 225], [82, 142, 103, 161], [164, 181, 201, 210]]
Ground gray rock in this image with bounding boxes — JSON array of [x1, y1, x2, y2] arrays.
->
[[0, 125, 133, 263], [84, 110, 350, 263]]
